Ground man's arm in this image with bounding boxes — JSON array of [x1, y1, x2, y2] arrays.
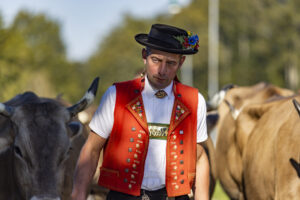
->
[[71, 131, 107, 200], [194, 143, 210, 200]]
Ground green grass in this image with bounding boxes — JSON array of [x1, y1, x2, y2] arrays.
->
[[211, 181, 230, 200]]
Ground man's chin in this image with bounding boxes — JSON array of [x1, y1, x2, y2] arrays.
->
[[149, 78, 169, 89], [154, 82, 169, 89]]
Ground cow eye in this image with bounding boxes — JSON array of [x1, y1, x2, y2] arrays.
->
[[14, 146, 23, 157]]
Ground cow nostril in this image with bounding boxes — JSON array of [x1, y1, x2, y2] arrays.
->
[[14, 145, 23, 157]]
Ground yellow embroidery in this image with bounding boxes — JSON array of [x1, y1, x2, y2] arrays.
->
[[148, 123, 169, 140]]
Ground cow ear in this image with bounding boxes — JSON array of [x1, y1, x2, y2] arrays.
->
[[0, 116, 14, 154], [67, 121, 83, 139], [206, 111, 219, 133], [0, 136, 12, 154]]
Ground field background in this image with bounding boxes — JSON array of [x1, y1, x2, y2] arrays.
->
[[211, 182, 230, 200]]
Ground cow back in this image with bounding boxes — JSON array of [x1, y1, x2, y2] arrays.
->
[[243, 95, 300, 199]]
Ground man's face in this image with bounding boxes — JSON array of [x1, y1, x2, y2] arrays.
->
[[142, 48, 185, 89]]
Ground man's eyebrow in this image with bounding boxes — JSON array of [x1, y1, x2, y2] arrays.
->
[[150, 55, 178, 62], [151, 55, 162, 60], [167, 58, 179, 62]]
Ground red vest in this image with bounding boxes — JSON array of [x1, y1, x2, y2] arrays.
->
[[98, 77, 199, 197]]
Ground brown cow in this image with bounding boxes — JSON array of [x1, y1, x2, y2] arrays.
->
[[203, 111, 219, 199], [242, 95, 300, 199], [212, 82, 294, 200], [0, 77, 99, 200]]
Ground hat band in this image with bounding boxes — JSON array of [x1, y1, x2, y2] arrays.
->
[[148, 28, 182, 49]]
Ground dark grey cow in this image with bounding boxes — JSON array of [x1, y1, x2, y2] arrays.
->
[[0, 77, 99, 200]]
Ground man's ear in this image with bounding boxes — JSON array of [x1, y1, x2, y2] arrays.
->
[[179, 56, 186, 68]]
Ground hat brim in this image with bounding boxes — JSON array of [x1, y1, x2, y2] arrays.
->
[[135, 34, 198, 55]]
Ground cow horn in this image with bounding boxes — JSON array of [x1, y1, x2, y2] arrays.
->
[[206, 90, 226, 111], [206, 111, 219, 133], [289, 158, 300, 178], [224, 99, 240, 120], [0, 103, 14, 117], [67, 77, 99, 117], [292, 99, 300, 117], [207, 84, 236, 111]]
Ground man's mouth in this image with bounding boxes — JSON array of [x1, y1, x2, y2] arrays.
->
[[154, 76, 165, 81]]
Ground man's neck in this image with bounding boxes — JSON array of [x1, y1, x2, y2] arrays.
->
[[146, 75, 173, 91]]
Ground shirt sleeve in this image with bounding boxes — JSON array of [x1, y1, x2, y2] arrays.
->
[[197, 92, 208, 143], [89, 85, 116, 139]]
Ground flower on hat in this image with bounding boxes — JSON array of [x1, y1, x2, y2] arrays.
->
[[174, 31, 199, 51]]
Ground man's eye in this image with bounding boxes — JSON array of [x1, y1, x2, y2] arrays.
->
[[152, 57, 159, 63], [167, 61, 177, 66]]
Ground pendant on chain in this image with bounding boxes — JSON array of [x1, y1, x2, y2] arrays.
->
[[141, 192, 150, 200]]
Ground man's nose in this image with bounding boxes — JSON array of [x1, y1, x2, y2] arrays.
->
[[158, 62, 167, 75]]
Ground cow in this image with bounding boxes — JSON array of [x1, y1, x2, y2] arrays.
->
[[56, 90, 108, 200], [242, 95, 300, 199], [210, 82, 294, 200], [0, 77, 99, 200], [204, 111, 219, 199]]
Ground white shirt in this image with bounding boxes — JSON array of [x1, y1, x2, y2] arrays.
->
[[89, 76, 208, 190]]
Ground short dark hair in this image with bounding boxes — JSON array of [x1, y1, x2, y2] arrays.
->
[[145, 47, 152, 56]]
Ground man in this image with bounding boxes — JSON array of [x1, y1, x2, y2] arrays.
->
[[71, 24, 209, 200]]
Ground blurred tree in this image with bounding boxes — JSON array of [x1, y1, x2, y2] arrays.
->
[[0, 13, 37, 100], [2, 0, 299, 102], [87, 16, 152, 100], [11, 11, 68, 96], [0, 10, 86, 102], [164, 0, 209, 97], [86, 0, 300, 99], [263, 0, 300, 90], [86, 2, 211, 100], [219, 0, 300, 90]]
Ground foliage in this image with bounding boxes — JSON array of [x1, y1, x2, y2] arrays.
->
[[211, 181, 230, 200], [1, 0, 300, 103], [0, 10, 85, 102], [219, 0, 300, 90], [86, 1, 211, 99], [87, 16, 152, 100], [87, 0, 300, 100]]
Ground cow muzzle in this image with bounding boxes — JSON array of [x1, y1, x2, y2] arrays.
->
[[30, 196, 61, 200]]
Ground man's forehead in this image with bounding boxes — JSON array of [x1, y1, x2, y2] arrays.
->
[[149, 49, 182, 60]]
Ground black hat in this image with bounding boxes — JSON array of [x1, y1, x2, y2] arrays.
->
[[135, 24, 199, 55]]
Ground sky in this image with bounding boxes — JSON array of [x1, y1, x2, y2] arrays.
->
[[0, 0, 191, 62]]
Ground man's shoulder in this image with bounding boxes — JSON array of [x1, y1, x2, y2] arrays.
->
[[175, 81, 199, 93], [114, 77, 142, 87], [175, 81, 207, 106]]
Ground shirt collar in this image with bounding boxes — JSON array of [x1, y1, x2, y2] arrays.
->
[[143, 75, 173, 99]]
